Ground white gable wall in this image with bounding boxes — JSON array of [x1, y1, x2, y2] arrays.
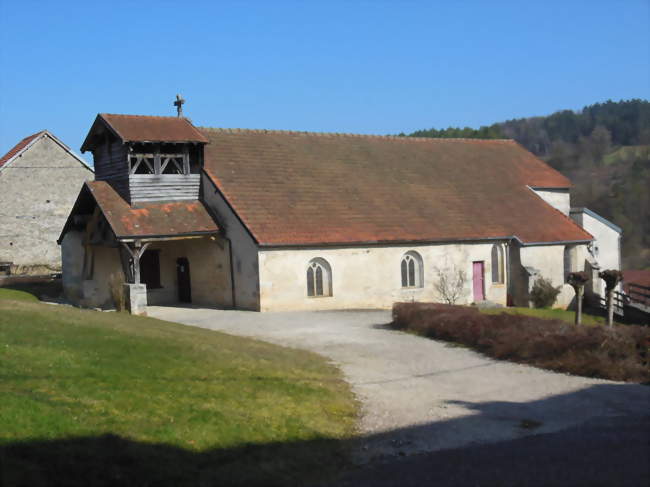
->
[[570, 209, 621, 297], [571, 210, 620, 271], [530, 188, 571, 215], [258, 242, 509, 311]]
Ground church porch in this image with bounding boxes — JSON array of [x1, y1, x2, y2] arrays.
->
[[125, 236, 233, 310]]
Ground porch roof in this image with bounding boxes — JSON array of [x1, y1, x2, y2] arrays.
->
[[60, 181, 219, 241]]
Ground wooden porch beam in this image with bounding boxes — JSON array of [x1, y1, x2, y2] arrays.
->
[[121, 240, 151, 284]]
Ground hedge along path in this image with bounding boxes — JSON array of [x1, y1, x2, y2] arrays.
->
[[392, 302, 650, 382]]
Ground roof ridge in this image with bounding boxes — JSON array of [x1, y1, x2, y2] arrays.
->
[[0, 130, 47, 168], [101, 113, 189, 121], [198, 126, 514, 143]]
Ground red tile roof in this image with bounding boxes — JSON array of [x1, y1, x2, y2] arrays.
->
[[623, 270, 650, 290], [201, 129, 591, 246], [0, 131, 44, 169], [81, 114, 208, 152], [86, 181, 219, 239]]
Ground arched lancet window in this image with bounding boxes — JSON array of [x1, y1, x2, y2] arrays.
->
[[491, 244, 505, 284], [401, 251, 424, 288], [563, 245, 576, 282], [307, 258, 332, 297]]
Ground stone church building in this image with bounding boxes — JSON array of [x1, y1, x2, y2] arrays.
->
[[59, 112, 620, 313], [0, 131, 93, 275]]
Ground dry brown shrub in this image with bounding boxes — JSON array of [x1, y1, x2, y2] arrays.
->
[[391, 302, 650, 382], [108, 272, 125, 311]]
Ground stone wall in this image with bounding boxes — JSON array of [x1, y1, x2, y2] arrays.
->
[[61, 234, 231, 309], [0, 135, 93, 273], [145, 237, 232, 307]]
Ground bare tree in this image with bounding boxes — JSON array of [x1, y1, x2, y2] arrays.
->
[[433, 264, 467, 305]]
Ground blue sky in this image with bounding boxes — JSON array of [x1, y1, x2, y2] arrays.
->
[[1, 0, 648, 162]]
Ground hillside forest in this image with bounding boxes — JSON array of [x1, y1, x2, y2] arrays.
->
[[405, 100, 650, 270]]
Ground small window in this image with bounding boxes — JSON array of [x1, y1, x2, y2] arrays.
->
[[307, 258, 332, 297], [491, 244, 504, 284], [140, 250, 161, 289], [401, 251, 423, 288]]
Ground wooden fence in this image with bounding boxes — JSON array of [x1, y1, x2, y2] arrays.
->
[[627, 283, 650, 307]]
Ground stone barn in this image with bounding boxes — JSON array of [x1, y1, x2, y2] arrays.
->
[[59, 111, 620, 313], [0, 131, 93, 275]]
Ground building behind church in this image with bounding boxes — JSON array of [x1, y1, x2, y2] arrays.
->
[[0, 131, 93, 275], [58, 111, 621, 313]]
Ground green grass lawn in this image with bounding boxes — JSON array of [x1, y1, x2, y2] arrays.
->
[[480, 306, 608, 326], [0, 294, 358, 486], [0, 288, 40, 302]]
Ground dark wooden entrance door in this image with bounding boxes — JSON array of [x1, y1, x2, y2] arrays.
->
[[176, 257, 191, 303]]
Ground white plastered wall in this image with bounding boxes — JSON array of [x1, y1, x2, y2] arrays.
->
[[258, 242, 509, 311], [571, 210, 621, 296], [519, 243, 590, 309], [531, 188, 570, 215]]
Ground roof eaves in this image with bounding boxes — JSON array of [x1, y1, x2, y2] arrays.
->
[[518, 238, 593, 247], [116, 230, 219, 241], [258, 234, 593, 249], [570, 207, 623, 234]]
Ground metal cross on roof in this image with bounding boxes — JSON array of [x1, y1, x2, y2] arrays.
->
[[174, 94, 185, 118]]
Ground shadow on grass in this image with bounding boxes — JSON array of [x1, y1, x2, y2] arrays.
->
[[1, 434, 347, 487], [2, 384, 649, 487], [0, 277, 62, 300]]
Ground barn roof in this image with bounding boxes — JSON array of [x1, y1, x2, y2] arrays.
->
[[80, 114, 208, 152], [200, 128, 591, 246], [0, 131, 44, 169], [59, 181, 219, 242]]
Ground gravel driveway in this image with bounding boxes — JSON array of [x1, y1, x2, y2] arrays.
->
[[147, 306, 650, 460]]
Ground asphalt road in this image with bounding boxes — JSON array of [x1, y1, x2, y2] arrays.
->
[[326, 414, 650, 487]]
